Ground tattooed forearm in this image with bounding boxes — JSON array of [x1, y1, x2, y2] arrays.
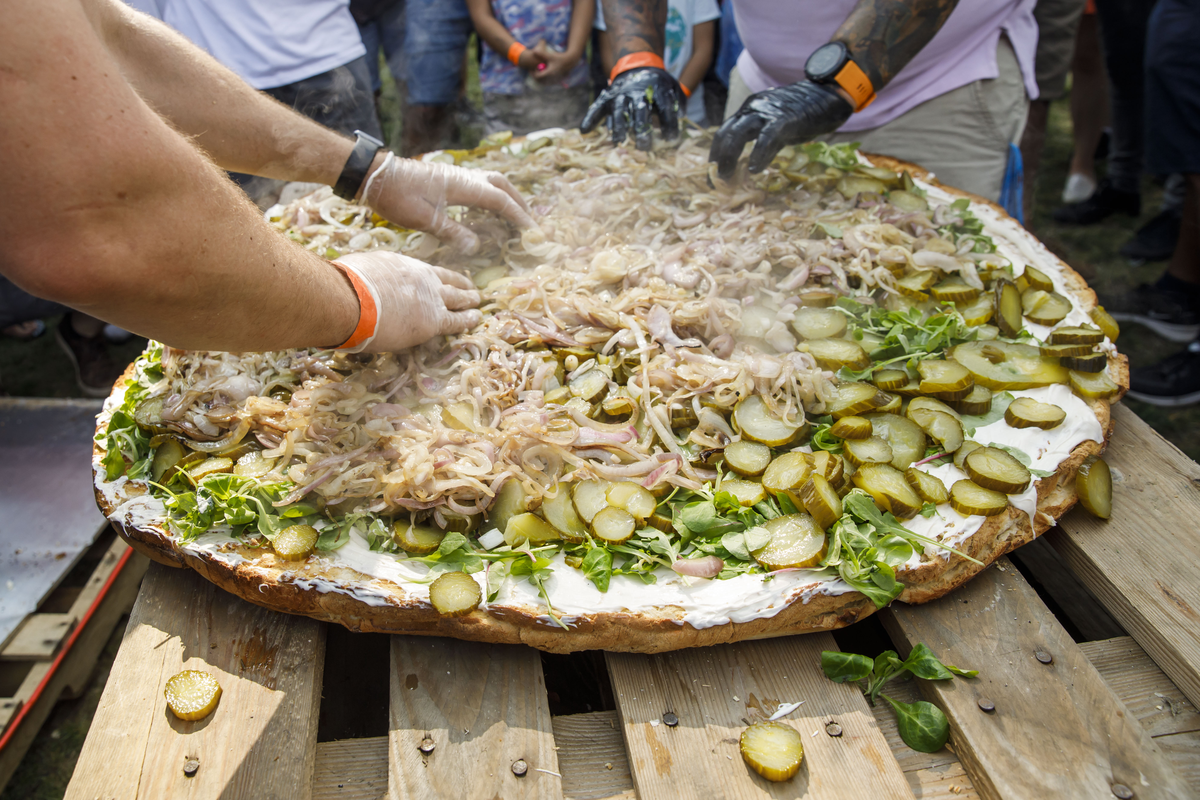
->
[[600, 0, 667, 62], [833, 0, 960, 90]]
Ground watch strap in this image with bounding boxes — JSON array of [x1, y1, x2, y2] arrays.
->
[[333, 130, 385, 201], [832, 59, 876, 112]]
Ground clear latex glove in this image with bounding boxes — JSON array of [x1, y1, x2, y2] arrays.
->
[[362, 152, 536, 255], [333, 251, 482, 353]]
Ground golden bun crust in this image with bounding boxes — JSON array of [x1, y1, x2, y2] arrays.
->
[[94, 152, 1127, 653]]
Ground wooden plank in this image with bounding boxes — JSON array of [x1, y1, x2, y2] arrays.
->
[[65, 563, 326, 800], [388, 637, 561, 800], [0, 613, 75, 660], [1081, 636, 1200, 737], [605, 633, 915, 800], [551, 710, 634, 800], [313, 737, 388, 800], [1154, 731, 1200, 788], [1050, 403, 1200, 710], [880, 557, 1189, 799], [1007, 535, 1125, 641]]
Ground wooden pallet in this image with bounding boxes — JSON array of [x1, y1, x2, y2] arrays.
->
[[65, 404, 1200, 799]]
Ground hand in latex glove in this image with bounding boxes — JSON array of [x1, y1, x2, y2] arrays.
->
[[362, 153, 536, 255], [581, 67, 683, 151], [709, 80, 853, 179], [333, 251, 482, 353]]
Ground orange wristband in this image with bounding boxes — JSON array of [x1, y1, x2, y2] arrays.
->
[[507, 41, 527, 66], [332, 262, 379, 350], [679, 83, 691, 98], [610, 52, 665, 82], [834, 59, 876, 112]]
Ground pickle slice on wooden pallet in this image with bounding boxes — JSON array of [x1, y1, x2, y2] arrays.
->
[[740, 721, 804, 782], [165, 670, 222, 721], [1004, 397, 1066, 430], [1076, 456, 1112, 519]]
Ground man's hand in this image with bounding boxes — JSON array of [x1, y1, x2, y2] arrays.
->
[[581, 66, 683, 150], [709, 81, 853, 179], [334, 252, 482, 353], [362, 155, 536, 255]]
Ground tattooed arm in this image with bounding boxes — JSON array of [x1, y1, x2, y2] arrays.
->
[[834, 0, 961, 91], [599, 0, 666, 64]]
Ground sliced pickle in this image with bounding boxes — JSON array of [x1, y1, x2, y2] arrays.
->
[[441, 401, 476, 431], [889, 377, 924, 397], [1069, 369, 1120, 400], [837, 174, 888, 198], [591, 506, 636, 544], [831, 416, 872, 440], [957, 294, 995, 326], [806, 338, 870, 371], [907, 396, 962, 421], [186, 457, 234, 483], [761, 453, 812, 499], [740, 720, 805, 782], [827, 382, 885, 419], [134, 397, 172, 436], [1051, 325, 1105, 345], [571, 480, 612, 524], [905, 468, 949, 505], [569, 368, 610, 404], [1022, 265, 1054, 292], [1022, 289, 1072, 326], [799, 474, 842, 529], [504, 513, 562, 547], [954, 440, 982, 470], [917, 360, 974, 396], [975, 324, 1001, 341], [843, 436, 894, 468], [792, 306, 848, 340], [163, 451, 207, 483], [1062, 352, 1108, 373], [439, 511, 479, 534], [724, 440, 772, 477], [995, 279, 1024, 336], [606, 482, 657, 522], [541, 486, 589, 542], [949, 479, 1009, 517], [952, 385, 993, 416], [722, 479, 767, 507], [872, 369, 910, 392], [907, 408, 964, 454], [798, 289, 838, 308], [1090, 306, 1120, 342], [930, 277, 980, 303], [964, 447, 1031, 494], [488, 478, 529, 535], [876, 392, 902, 413], [274, 524, 319, 561], [152, 438, 186, 482], [1004, 397, 1066, 430], [852, 463, 923, 518], [808, 451, 846, 486], [950, 340, 1069, 390], [863, 413, 927, 470], [1076, 456, 1112, 519], [647, 511, 674, 532], [165, 670, 222, 721], [896, 271, 938, 299], [752, 513, 827, 570], [428, 571, 482, 617], [396, 521, 445, 555], [233, 449, 275, 479], [1039, 342, 1096, 358], [734, 395, 805, 446]]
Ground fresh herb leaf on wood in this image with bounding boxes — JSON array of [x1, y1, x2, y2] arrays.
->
[[882, 695, 951, 752]]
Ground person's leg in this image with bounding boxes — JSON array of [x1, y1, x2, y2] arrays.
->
[[56, 311, 123, 398], [827, 37, 1028, 203], [1063, 11, 1109, 201], [397, 0, 471, 154]]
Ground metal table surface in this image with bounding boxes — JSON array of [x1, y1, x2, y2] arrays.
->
[[0, 398, 107, 646]]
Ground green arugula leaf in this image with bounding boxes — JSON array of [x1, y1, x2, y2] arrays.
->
[[809, 423, 844, 454], [582, 546, 612, 592], [881, 695, 950, 752], [802, 141, 862, 171], [901, 643, 957, 681], [820, 651, 874, 683]]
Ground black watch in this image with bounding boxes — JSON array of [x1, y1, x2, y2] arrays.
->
[[333, 130, 386, 200], [805, 41, 876, 112]]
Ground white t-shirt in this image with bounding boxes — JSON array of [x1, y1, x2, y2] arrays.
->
[[125, 0, 366, 90], [596, 0, 722, 124]]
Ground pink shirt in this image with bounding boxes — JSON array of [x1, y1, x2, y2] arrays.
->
[[733, 0, 1038, 131]]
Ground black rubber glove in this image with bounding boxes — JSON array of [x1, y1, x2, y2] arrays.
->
[[581, 67, 684, 151], [709, 80, 854, 179]]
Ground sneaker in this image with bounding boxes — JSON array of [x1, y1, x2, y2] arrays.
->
[[1127, 341, 1200, 406], [1052, 179, 1141, 225], [1119, 209, 1183, 263], [1102, 283, 1200, 342], [55, 320, 123, 398], [1061, 173, 1096, 204]]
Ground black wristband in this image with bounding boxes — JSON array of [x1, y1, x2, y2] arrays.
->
[[333, 130, 385, 200]]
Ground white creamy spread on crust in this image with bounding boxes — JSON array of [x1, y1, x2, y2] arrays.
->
[[93, 138, 1115, 630]]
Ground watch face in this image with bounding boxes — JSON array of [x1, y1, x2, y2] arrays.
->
[[807, 43, 847, 83]]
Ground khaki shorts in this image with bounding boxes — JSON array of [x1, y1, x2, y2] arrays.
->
[[725, 39, 1029, 203]]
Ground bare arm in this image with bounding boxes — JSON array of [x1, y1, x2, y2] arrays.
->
[[465, 0, 542, 71], [677, 20, 715, 96], [0, 0, 359, 351], [533, 0, 596, 80], [832, 0, 960, 91]]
